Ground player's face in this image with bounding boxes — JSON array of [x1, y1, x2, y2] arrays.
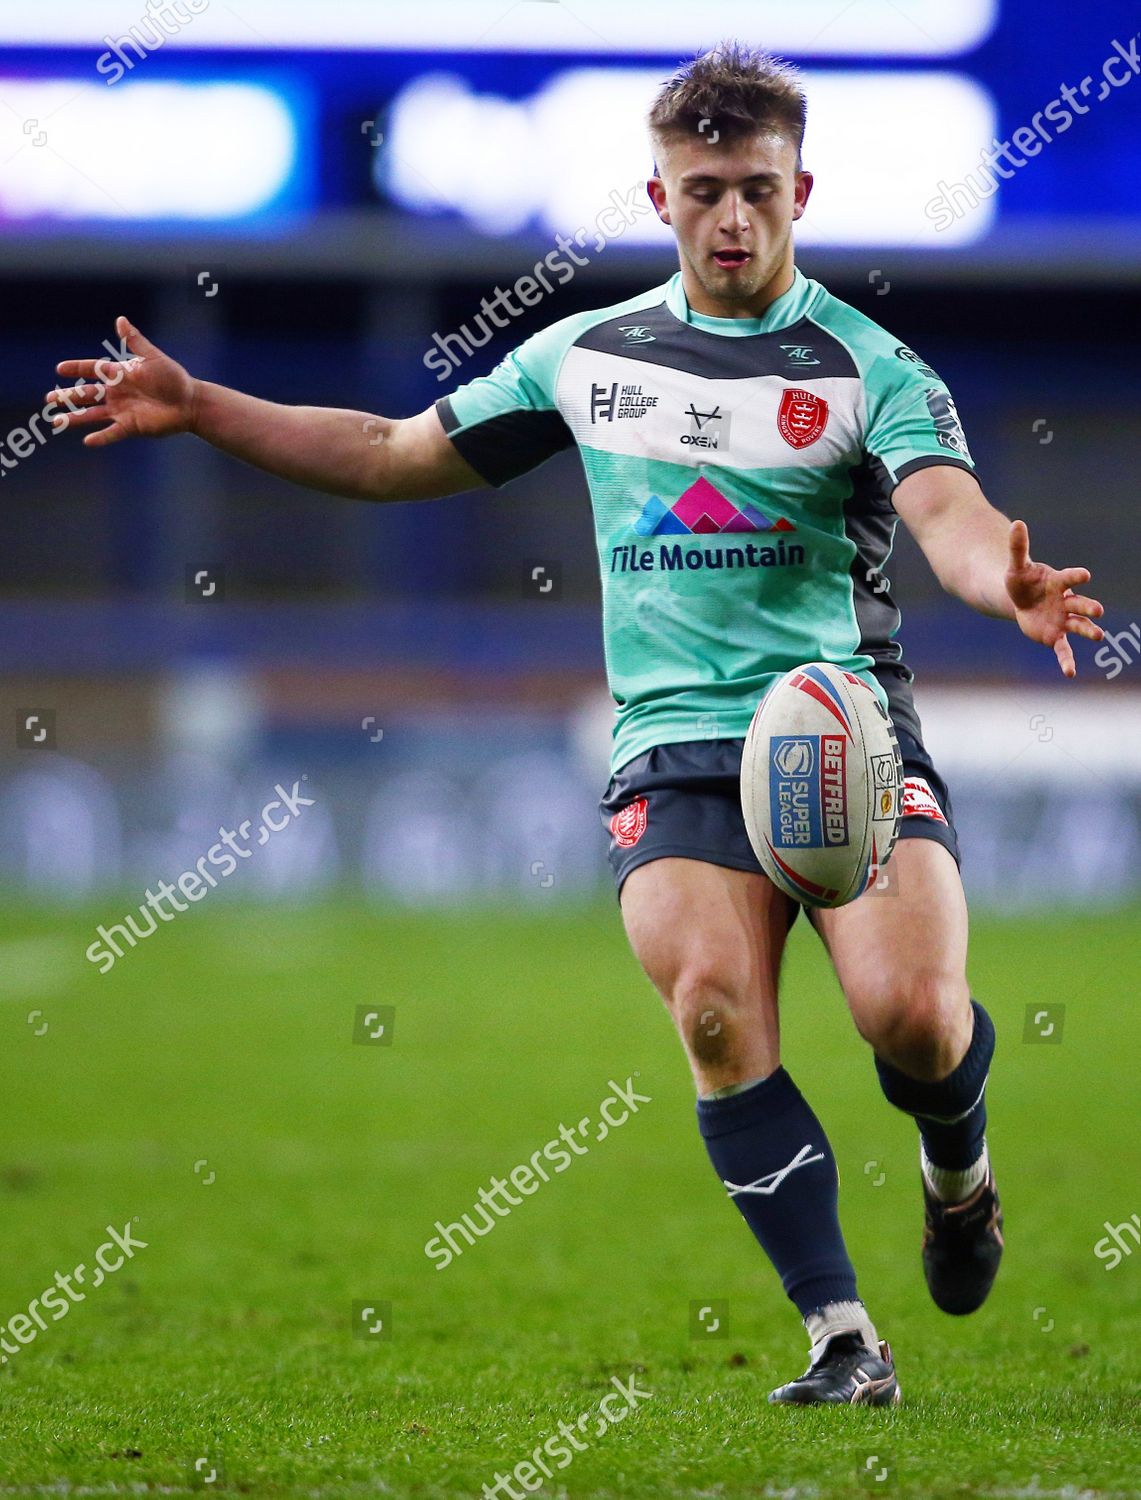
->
[[648, 132, 812, 317]]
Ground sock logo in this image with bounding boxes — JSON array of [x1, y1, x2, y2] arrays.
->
[[723, 1142, 825, 1197]]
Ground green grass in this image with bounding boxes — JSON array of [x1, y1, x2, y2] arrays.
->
[[0, 896, 1137, 1498]]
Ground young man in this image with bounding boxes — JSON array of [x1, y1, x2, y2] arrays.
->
[[51, 43, 1103, 1406]]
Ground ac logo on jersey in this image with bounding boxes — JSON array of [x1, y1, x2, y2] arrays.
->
[[777, 388, 829, 449], [780, 344, 820, 367], [619, 325, 655, 344]]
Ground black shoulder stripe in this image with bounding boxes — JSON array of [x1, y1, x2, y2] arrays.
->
[[434, 396, 574, 489], [574, 311, 858, 381]]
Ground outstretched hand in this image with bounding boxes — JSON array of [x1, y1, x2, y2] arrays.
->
[[1005, 519, 1104, 678], [48, 316, 198, 447]]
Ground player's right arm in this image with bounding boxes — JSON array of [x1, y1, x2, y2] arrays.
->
[[49, 316, 487, 502]]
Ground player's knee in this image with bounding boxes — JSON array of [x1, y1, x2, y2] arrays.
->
[[668, 961, 754, 1069], [857, 970, 970, 1080]]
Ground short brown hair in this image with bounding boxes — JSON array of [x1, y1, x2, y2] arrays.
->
[[648, 41, 807, 169]]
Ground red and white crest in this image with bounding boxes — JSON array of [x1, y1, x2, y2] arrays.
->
[[777, 388, 829, 449], [610, 796, 649, 848]]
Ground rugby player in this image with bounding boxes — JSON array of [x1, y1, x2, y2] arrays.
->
[[50, 42, 1104, 1406]]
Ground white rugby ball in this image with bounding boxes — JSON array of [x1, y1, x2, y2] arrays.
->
[[740, 662, 903, 908]]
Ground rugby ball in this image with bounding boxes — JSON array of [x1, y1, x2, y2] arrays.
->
[[740, 662, 903, 908]]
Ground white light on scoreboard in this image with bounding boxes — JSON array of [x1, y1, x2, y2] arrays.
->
[[0, 81, 297, 220], [381, 70, 998, 247], [1, 0, 998, 57]]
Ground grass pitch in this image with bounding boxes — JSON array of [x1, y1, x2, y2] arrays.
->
[[0, 897, 1137, 1498]]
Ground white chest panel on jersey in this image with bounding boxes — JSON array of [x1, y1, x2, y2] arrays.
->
[[557, 346, 866, 472]]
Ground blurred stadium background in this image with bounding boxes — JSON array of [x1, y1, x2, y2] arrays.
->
[[2, 0, 1140, 913]]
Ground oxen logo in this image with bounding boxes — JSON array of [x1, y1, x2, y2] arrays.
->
[[681, 403, 730, 450]]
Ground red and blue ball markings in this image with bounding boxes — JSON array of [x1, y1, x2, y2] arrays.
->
[[758, 668, 889, 906], [787, 664, 856, 737], [764, 838, 841, 906], [766, 672, 856, 904]]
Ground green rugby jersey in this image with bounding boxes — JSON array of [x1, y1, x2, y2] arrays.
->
[[435, 267, 977, 775]]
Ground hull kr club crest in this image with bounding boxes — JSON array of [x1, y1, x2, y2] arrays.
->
[[777, 388, 829, 449], [610, 797, 649, 848]]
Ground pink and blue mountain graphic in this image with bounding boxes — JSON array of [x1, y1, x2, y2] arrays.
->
[[634, 475, 796, 536]]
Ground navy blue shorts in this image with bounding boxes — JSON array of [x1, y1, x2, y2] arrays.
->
[[599, 723, 959, 901]]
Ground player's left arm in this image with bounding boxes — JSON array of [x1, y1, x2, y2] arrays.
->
[[894, 464, 1105, 678]]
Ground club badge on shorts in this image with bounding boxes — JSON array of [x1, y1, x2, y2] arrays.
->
[[610, 797, 649, 848]]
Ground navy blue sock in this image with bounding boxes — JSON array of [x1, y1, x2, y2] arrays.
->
[[696, 1067, 858, 1317], [874, 998, 995, 1169]]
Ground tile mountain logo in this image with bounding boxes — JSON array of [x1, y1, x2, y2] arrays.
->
[[634, 475, 796, 537]]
